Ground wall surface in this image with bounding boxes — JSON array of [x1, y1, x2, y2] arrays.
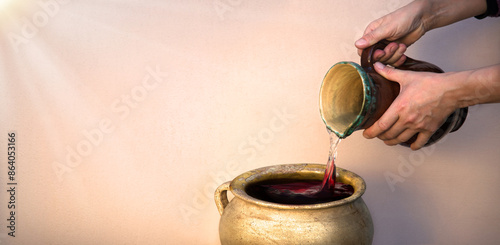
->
[[1, 0, 500, 244]]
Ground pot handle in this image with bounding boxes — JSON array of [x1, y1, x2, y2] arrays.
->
[[214, 181, 231, 216]]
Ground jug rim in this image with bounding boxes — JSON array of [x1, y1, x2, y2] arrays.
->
[[319, 61, 375, 138], [229, 163, 366, 210]]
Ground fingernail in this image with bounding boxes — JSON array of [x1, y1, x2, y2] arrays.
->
[[355, 38, 368, 47], [374, 62, 385, 70], [389, 45, 397, 53]]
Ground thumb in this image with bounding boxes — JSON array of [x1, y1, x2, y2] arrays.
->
[[355, 27, 387, 49], [373, 62, 404, 84]]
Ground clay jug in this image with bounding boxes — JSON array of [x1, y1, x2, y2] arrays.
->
[[319, 41, 468, 147], [215, 163, 374, 245]]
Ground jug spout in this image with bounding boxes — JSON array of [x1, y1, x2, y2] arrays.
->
[[319, 61, 376, 138]]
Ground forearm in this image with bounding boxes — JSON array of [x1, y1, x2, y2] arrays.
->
[[452, 64, 500, 107], [418, 0, 488, 30]]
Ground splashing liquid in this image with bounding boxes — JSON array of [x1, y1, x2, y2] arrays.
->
[[245, 127, 353, 205]]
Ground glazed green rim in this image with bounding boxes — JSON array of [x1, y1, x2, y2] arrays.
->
[[230, 163, 366, 210], [319, 61, 376, 138]]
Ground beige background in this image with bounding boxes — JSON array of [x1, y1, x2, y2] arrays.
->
[[1, 0, 500, 244]]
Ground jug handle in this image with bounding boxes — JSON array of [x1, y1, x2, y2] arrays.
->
[[214, 181, 231, 215], [360, 40, 415, 72]]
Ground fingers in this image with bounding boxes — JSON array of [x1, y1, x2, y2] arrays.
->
[[377, 42, 398, 62], [364, 117, 431, 151], [379, 125, 410, 142], [355, 23, 387, 55], [379, 43, 407, 67], [355, 22, 389, 49], [356, 38, 369, 56], [410, 132, 433, 150], [381, 129, 418, 146], [372, 49, 386, 61], [373, 61, 407, 88], [392, 55, 407, 67], [363, 109, 399, 139], [382, 130, 430, 150], [354, 38, 370, 49], [356, 39, 408, 67], [373, 62, 405, 83], [366, 42, 408, 67]]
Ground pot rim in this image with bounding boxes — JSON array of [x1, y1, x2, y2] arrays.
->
[[229, 163, 366, 210]]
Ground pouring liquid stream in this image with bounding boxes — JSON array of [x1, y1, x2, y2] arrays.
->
[[321, 128, 341, 192], [247, 127, 352, 204]]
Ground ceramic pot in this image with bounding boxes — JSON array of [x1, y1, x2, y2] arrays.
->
[[214, 163, 374, 245], [319, 41, 468, 146]]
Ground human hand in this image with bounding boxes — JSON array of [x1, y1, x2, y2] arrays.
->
[[362, 62, 460, 150], [355, 1, 429, 67]]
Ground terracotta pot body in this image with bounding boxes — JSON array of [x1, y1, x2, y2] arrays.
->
[[214, 163, 374, 245], [319, 41, 468, 146]]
